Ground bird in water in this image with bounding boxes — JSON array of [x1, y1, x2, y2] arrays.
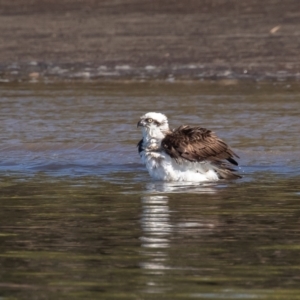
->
[[137, 112, 241, 182]]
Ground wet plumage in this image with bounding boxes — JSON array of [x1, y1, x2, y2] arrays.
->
[[137, 112, 240, 182]]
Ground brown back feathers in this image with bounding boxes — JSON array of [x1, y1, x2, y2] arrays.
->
[[161, 125, 241, 179]]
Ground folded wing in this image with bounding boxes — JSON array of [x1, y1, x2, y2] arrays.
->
[[161, 125, 240, 178]]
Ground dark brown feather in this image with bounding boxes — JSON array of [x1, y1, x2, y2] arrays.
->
[[137, 139, 143, 154], [210, 161, 241, 179], [161, 125, 239, 166]]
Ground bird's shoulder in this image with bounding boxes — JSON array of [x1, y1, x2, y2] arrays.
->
[[162, 125, 215, 147]]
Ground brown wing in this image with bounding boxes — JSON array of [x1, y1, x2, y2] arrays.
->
[[161, 125, 239, 165]]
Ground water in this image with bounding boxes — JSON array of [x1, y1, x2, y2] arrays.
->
[[0, 81, 299, 299]]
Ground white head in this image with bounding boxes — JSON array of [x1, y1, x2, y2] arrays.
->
[[137, 112, 169, 140]]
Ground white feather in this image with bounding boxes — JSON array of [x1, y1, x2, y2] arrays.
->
[[140, 149, 219, 182], [138, 112, 219, 182]]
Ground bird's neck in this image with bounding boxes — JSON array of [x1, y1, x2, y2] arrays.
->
[[142, 127, 166, 148]]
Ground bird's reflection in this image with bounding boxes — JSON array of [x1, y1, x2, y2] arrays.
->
[[140, 195, 172, 249], [139, 182, 220, 292], [139, 194, 171, 292], [145, 180, 219, 194]]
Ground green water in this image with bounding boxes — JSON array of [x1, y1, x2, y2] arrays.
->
[[0, 82, 299, 299]]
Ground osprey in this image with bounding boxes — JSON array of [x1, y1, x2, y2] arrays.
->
[[137, 112, 240, 182]]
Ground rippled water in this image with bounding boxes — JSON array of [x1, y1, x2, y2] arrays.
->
[[0, 81, 299, 299]]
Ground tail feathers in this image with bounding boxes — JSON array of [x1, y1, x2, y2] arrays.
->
[[227, 157, 238, 166], [212, 162, 241, 180]]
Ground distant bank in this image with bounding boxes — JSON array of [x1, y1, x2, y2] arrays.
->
[[0, 0, 299, 82]]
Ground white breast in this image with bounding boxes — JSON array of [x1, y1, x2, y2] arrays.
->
[[140, 150, 219, 182]]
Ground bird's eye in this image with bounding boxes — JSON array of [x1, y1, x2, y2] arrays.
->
[[147, 118, 153, 123]]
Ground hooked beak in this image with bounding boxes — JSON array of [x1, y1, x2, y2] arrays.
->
[[137, 119, 146, 127]]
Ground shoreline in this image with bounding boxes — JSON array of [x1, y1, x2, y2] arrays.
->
[[1, 62, 300, 83], [1, 0, 299, 82]]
